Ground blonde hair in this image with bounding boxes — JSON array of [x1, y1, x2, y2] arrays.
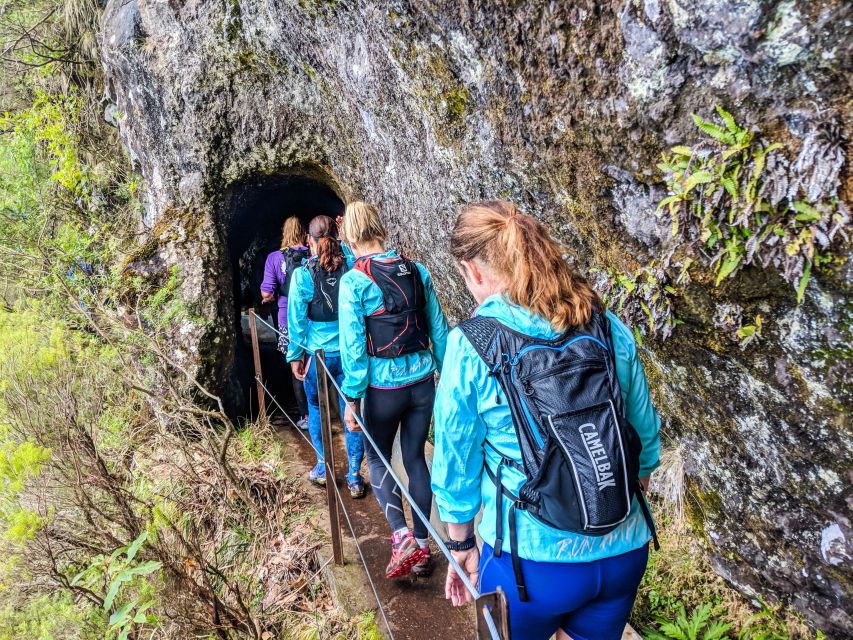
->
[[308, 215, 344, 272], [450, 200, 600, 332], [342, 201, 387, 248], [281, 216, 306, 249]]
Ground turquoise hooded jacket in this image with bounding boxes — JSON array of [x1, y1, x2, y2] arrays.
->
[[338, 250, 450, 398], [431, 294, 661, 563], [285, 249, 355, 362]]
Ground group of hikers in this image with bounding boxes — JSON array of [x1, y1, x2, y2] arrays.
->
[[260, 200, 661, 640]]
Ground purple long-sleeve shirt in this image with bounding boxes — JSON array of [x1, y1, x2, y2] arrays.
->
[[261, 246, 308, 329]]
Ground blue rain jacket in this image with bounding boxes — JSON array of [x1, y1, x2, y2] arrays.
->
[[285, 250, 355, 361], [339, 250, 449, 398], [431, 294, 661, 563]]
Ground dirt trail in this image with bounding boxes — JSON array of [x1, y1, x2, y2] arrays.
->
[[273, 417, 475, 640]]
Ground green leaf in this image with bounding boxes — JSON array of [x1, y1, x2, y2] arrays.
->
[[127, 560, 162, 578], [715, 105, 738, 133], [792, 201, 820, 222], [671, 145, 693, 156], [104, 572, 129, 611], [683, 170, 713, 193], [735, 128, 753, 146], [716, 257, 741, 284], [702, 621, 732, 640], [133, 600, 155, 624], [721, 176, 738, 200], [126, 531, 147, 563], [633, 326, 644, 346], [657, 194, 681, 211], [796, 259, 812, 304], [721, 143, 747, 160], [736, 325, 755, 339], [109, 600, 136, 627], [692, 114, 735, 145]]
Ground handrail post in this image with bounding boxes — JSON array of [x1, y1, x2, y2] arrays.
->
[[315, 349, 344, 565], [248, 309, 266, 424], [477, 588, 511, 639]]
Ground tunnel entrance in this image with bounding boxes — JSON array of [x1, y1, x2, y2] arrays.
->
[[223, 173, 344, 419]]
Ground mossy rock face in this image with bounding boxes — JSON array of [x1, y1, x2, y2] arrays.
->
[[101, 0, 851, 634]]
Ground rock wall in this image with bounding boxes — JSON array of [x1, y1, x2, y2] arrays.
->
[[100, 0, 851, 634]]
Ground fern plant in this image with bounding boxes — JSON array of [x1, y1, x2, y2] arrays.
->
[[657, 106, 848, 302], [645, 604, 732, 640], [593, 261, 678, 343]]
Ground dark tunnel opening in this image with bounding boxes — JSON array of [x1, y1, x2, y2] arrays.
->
[[222, 174, 345, 419]]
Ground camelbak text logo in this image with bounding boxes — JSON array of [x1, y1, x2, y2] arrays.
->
[[397, 263, 411, 276], [578, 423, 616, 491]]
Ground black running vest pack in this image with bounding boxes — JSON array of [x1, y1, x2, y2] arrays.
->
[[458, 310, 658, 601], [278, 247, 310, 298], [354, 255, 430, 358], [307, 260, 346, 322]]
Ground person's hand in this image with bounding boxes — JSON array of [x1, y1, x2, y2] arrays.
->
[[260, 291, 274, 303], [445, 546, 479, 607], [290, 359, 306, 381], [639, 475, 650, 493], [344, 402, 362, 432]]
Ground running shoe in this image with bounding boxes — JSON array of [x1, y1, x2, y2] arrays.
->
[[296, 415, 308, 430], [348, 475, 366, 499], [308, 463, 326, 486], [411, 546, 434, 577], [385, 531, 427, 579]]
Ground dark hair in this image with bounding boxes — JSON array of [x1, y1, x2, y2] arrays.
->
[[308, 215, 344, 272], [450, 200, 600, 331]]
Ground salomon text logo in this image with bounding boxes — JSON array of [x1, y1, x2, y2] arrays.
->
[[397, 263, 411, 276], [578, 423, 616, 491]]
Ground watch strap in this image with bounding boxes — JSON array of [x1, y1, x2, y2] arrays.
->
[[444, 536, 476, 551]]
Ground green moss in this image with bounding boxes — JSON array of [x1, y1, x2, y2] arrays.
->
[[396, 47, 471, 145], [444, 86, 471, 123], [685, 482, 723, 536], [296, 0, 339, 16], [224, 0, 243, 43]]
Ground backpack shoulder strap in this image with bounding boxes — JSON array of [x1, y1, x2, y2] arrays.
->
[[353, 255, 373, 280], [458, 316, 501, 367]]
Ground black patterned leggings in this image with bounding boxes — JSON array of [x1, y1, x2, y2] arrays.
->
[[362, 377, 435, 540]]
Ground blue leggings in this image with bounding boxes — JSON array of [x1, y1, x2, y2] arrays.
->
[[479, 542, 649, 640], [302, 353, 365, 481]]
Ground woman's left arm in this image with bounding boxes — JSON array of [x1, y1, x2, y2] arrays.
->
[[608, 312, 661, 480], [432, 329, 486, 604], [420, 266, 450, 370], [339, 274, 370, 400]]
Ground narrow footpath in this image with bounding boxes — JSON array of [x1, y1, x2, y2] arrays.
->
[[273, 415, 475, 640]]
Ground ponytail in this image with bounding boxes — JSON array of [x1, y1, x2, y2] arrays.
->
[[449, 200, 600, 332], [308, 215, 344, 272]]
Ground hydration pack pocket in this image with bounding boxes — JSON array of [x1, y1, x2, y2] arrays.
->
[[366, 308, 430, 358], [546, 400, 631, 531]]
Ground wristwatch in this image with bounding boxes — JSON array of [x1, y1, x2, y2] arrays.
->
[[444, 536, 476, 552]]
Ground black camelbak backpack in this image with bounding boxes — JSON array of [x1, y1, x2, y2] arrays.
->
[[278, 247, 310, 298], [353, 255, 430, 358], [307, 259, 347, 322], [459, 310, 658, 601]]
